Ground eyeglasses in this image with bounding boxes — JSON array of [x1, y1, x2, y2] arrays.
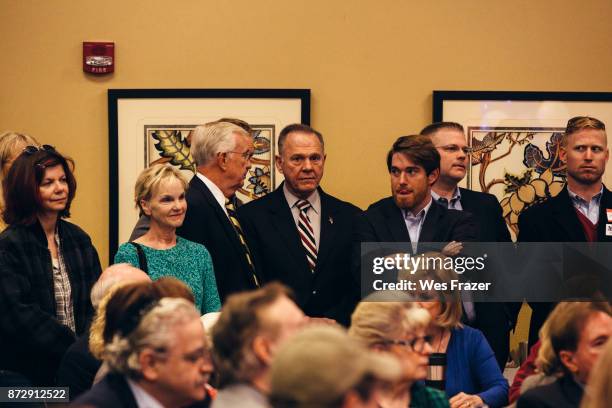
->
[[435, 144, 472, 154], [226, 150, 254, 160], [23, 145, 56, 155], [382, 335, 433, 353]]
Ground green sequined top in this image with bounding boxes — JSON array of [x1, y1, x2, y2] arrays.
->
[[114, 236, 221, 313]]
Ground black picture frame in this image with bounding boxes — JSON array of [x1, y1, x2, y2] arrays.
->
[[108, 88, 310, 260]]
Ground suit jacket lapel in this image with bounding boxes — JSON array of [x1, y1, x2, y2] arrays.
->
[[268, 187, 311, 270], [419, 200, 440, 243], [316, 189, 337, 269], [597, 187, 612, 241], [552, 187, 587, 242], [191, 176, 246, 254], [382, 198, 411, 242]]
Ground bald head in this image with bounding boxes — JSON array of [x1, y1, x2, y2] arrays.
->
[[90, 263, 150, 308]]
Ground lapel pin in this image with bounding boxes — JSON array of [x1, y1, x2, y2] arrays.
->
[[329, 216, 334, 224]]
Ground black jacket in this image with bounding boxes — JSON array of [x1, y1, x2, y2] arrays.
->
[[0, 219, 101, 385], [238, 185, 361, 325], [517, 375, 583, 408], [177, 175, 258, 302]]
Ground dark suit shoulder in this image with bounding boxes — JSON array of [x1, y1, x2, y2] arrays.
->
[[517, 376, 581, 408], [460, 188, 498, 203], [237, 188, 280, 214], [72, 373, 137, 408], [320, 190, 361, 213], [365, 196, 395, 213]]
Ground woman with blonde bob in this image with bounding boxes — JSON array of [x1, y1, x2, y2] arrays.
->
[[114, 164, 220, 313], [349, 294, 449, 408], [402, 252, 508, 408]]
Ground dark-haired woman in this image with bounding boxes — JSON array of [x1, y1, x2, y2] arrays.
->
[[0, 145, 101, 385]]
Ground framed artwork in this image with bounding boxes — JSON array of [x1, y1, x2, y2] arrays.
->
[[433, 91, 612, 240], [109, 88, 310, 259]]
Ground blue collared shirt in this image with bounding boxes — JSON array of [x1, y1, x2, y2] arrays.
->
[[568, 186, 603, 225], [403, 198, 433, 252], [431, 188, 463, 210]]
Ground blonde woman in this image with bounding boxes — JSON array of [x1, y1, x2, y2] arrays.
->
[[404, 252, 508, 408], [114, 164, 220, 314], [0, 131, 39, 230], [349, 298, 449, 408]]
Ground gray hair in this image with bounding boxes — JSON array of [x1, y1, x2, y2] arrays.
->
[[190, 122, 250, 166], [104, 297, 200, 379]]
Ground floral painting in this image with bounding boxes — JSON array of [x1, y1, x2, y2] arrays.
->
[[466, 126, 566, 239], [144, 124, 276, 203]]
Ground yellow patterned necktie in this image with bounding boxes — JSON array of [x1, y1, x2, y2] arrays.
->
[[225, 198, 260, 287]]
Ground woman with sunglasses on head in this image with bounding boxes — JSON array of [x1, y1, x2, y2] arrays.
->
[[0, 145, 101, 386], [349, 296, 450, 408], [405, 252, 508, 408], [0, 131, 39, 231]]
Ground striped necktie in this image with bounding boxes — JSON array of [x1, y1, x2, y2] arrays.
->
[[296, 200, 317, 272], [225, 198, 260, 287]]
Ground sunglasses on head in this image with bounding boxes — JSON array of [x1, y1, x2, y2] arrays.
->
[[23, 145, 56, 155]]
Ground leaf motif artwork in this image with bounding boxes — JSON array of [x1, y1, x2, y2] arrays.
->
[[466, 127, 567, 239], [144, 124, 277, 204]]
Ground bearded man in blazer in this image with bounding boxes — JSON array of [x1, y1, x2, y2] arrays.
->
[[177, 120, 261, 302], [238, 124, 361, 325], [421, 121, 516, 370], [518, 116, 612, 346], [357, 134, 476, 247]]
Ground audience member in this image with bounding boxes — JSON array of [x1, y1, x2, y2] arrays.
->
[[269, 324, 402, 408], [129, 118, 253, 241], [211, 283, 308, 408], [517, 301, 612, 408], [518, 116, 611, 346], [406, 252, 508, 408], [176, 121, 260, 301], [356, 134, 476, 258], [115, 164, 220, 313], [0, 145, 101, 385], [73, 281, 213, 408], [580, 339, 612, 408], [422, 122, 516, 370], [239, 124, 361, 325], [56, 263, 150, 400], [348, 299, 449, 408], [0, 131, 39, 231]]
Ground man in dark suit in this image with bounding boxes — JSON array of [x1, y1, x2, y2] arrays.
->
[[239, 124, 361, 325], [356, 135, 477, 292], [177, 121, 260, 301], [358, 134, 476, 244], [421, 121, 515, 370], [518, 116, 611, 346]]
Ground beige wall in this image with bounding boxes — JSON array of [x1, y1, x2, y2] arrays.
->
[[1, 0, 612, 265]]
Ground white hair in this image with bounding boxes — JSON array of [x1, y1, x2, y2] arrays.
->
[[190, 122, 249, 166], [104, 297, 199, 379]]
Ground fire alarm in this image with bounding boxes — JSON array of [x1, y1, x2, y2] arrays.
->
[[83, 42, 114, 74]]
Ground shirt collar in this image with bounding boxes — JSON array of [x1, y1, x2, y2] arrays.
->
[[567, 185, 604, 205], [197, 172, 227, 209], [403, 196, 433, 220], [431, 188, 461, 204], [283, 183, 321, 215], [127, 378, 166, 408]]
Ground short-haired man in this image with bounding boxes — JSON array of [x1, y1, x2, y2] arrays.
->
[[176, 120, 260, 301], [421, 122, 514, 370], [357, 134, 476, 252], [517, 301, 612, 408], [73, 297, 212, 408], [211, 283, 308, 408], [518, 116, 611, 346], [238, 124, 361, 325], [269, 325, 402, 408], [57, 263, 150, 400]]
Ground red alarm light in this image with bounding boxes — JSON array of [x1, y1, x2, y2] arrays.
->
[[83, 42, 114, 74]]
